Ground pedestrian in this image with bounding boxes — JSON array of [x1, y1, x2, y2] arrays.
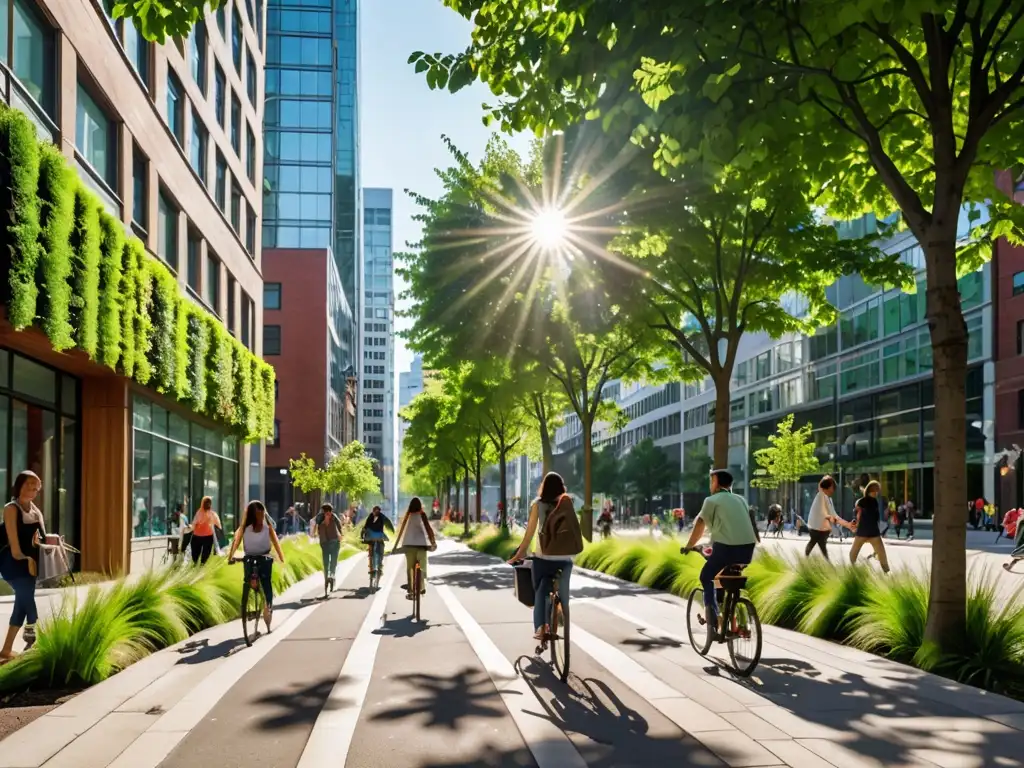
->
[[0, 471, 44, 661], [392, 497, 437, 600], [842, 480, 890, 573], [1002, 508, 1024, 572], [190, 496, 222, 565], [805, 476, 839, 560], [313, 503, 344, 592], [768, 503, 785, 537], [905, 499, 916, 540]]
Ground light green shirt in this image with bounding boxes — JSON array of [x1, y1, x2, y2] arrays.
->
[[697, 491, 757, 546]]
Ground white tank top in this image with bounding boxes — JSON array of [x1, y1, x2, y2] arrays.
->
[[243, 524, 271, 555]]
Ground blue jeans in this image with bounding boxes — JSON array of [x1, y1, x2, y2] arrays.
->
[[321, 539, 341, 578], [8, 577, 38, 627], [531, 559, 572, 632], [700, 543, 755, 624], [245, 557, 274, 609]]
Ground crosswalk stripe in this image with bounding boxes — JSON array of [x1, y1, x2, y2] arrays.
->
[[436, 584, 588, 768], [295, 557, 399, 768]]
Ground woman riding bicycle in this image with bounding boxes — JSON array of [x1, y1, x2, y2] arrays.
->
[[313, 503, 343, 592], [362, 505, 394, 577], [226, 500, 285, 631], [392, 497, 436, 599]]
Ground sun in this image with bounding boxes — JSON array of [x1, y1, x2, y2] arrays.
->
[[530, 207, 569, 250]]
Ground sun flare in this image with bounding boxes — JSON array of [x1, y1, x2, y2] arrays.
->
[[530, 207, 569, 250]]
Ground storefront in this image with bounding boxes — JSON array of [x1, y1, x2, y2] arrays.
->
[[0, 348, 79, 546], [130, 393, 240, 570]]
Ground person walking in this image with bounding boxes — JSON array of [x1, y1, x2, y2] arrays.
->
[[843, 480, 891, 573], [313, 503, 344, 592], [0, 471, 44, 661], [392, 497, 436, 599], [190, 496, 222, 565], [805, 476, 839, 560], [1003, 508, 1024, 571], [905, 499, 916, 541]]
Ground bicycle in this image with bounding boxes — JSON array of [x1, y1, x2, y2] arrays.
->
[[232, 554, 274, 647], [411, 559, 422, 622], [680, 546, 762, 677], [364, 533, 388, 591], [513, 557, 570, 683]]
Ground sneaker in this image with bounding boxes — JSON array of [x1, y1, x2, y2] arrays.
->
[[22, 625, 36, 650], [405, 592, 414, 600]]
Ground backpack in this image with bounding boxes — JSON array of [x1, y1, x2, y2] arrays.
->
[[538, 495, 584, 556]]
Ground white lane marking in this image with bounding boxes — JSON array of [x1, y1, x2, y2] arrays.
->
[[295, 558, 399, 768], [104, 553, 362, 768], [436, 585, 588, 768]]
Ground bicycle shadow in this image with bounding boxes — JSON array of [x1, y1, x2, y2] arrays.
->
[[174, 636, 247, 664], [373, 615, 431, 638], [620, 627, 683, 653]]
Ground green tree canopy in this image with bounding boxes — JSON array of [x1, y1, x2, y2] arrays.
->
[[620, 439, 680, 516], [112, 1, 223, 43], [323, 442, 381, 504], [751, 415, 822, 516]]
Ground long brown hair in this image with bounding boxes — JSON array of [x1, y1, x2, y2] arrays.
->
[[244, 500, 266, 532], [537, 472, 566, 505], [407, 497, 423, 515], [200, 496, 213, 511]]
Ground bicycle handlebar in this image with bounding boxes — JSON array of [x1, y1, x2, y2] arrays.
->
[[230, 553, 275, 564]]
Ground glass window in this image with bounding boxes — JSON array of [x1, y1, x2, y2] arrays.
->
[[241, 292, 252, 349], [75, 84, 114, 185], [230, 183, 241, 232], [123, 18, 149, 87], [150, 436, 168, 536], [190, 111, 207, 183], [186, 230, 200, 293], [1014, 272, 1024, 297], [132, 148, 148, 230], [264, 282, 281, 310], [232, 9, 243, 73], [216, 3, 226, 35], [12, 354, 55, 403], [375, 208, 391, 226], [227, 275, 236, 334], [246, 52, 257, 105], [246, 126, 256, 182], [214, 65, 226, 127], [264, 325, 281, 355], [166, 71, 185, 145], [189, 20, 207, 94], [157, 191, 179, 270], [215, 152, 227, 211], [12, 0, 56, 115], [960, 270, 984, 310], [230, 94, 241, 154], [1018, 320, 1024, 356], [133, 430, 151, 538], [755, 352, 770, 381], [206, 252, 220, 312], [245, 205, 256, 254]]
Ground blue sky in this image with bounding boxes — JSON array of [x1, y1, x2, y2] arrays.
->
[[359, 0, 530, 377]]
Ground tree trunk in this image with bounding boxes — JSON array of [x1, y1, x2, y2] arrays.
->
[[499, 449, 508, 530], [923, 235, 968, 651], [475, 455, 483, 524], [463, 471, 470, 535], [713, 374, 731, 470], [534, 395, 554, 474], [581, 415, 594, 540]]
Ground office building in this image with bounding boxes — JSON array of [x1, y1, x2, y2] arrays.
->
[[397, 354, 428, 470], [362, 189, 395, 508], [261, 0, 361, 506], [0, 0, 271, 573]]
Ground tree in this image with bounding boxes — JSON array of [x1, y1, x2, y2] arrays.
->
[[289, 454, 326, 511], [324, 442, 381, 505], [751, 415, 822, 519], [620, 439, 680, 517], [413, 0, 1024, 656], [112, 1, 222, 42], [682, 442, 715, 498], [590, 446, 625, 510]]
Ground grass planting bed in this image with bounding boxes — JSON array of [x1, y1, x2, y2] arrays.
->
[[462, 526, 1024, 701], [0, 538, 346, 698]]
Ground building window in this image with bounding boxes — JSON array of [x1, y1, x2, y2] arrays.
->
[[75, 83, 115, 187], [132, 148, 148, 231], [123, 17, 150, 88], [232, 9, 243, 73], [246, 125, 256, 182], [246, 51, 257, 105], [227, 275, 236, 334], [1018, 320, 1024, 356], [264, 282, 281, 310], [157, 191, 179, 271], [216, 3, 226, 35], [214, 65, 226, 128], [264, 325, 281, 355], [215, 151, 227, 210], [189, 20, 207, 94], [271, 419, 280, 447], [190, 111, 207, 184], [230, 94, 241, 154], [1014, 272, 1024, 297], [12, 0, 56, 117], [256, 0, 264, 48], [206, 252, 220, 313], [375, 208, 391, 226], [166, 71, 185, 145], [186, 230, 200, 294], [245, 205, 256, 254], [1019, 390, 1024, 430], [230, 183, 241, 232], [241, 292, 252, 349]]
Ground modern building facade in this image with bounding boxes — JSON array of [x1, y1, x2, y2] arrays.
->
[[0, 0, 270, 573], [262, 248, 355, 518], [361, 188, 395, 509], [397, 353, 427, 472]]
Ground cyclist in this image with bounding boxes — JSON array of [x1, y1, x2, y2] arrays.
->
[[313, 503, 343, 592], [362, 504, 394, 578], [226, 500, 286, 631], [392, 497, 436, 599], [680, 469, 759, 639]]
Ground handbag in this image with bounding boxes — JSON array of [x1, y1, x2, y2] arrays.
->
[[513, 561, 535, 608], [37, 534, 78, 584]]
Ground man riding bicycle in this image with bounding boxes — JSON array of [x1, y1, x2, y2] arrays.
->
[[681, 469, 760, 639], [362, 505, 394, 577], [313, 503, 343, 592]]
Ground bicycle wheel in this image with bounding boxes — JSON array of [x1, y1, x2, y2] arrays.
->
[[413, 565, 421, 621], [550, 595, 569, 683], [686, 588, 713, 656], [727, 597, 762, 677], [241, 579, 263, 647]]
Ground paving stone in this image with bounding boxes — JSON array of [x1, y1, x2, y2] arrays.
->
[[694, 729, 787, 767]]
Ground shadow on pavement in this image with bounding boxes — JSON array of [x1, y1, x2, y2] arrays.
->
[[370, 668, 510, 729], [175, 636, 247, 664], [431, 567, 511, 592], [253, 676, 349, 730], [373, 616, 432, 638], [430, 551, 497, 567], [619, 627, 684, 653]]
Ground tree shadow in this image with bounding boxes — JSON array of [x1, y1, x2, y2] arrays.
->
[[430, 567, 511, 592], [430, 551, 496, 567], [175, 636, 247, 664], [373, 616, 432, 638], [620, 627, 683, 653], [369, 668, 510, 729], [252, 676, 350, 730]]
